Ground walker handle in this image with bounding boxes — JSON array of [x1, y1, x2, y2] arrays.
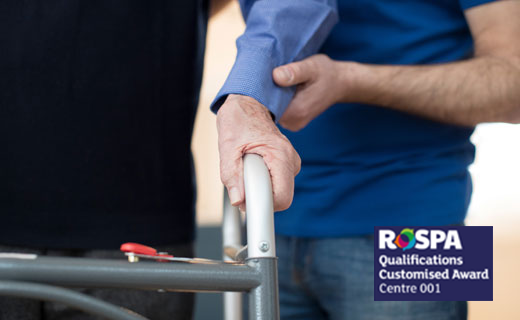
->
[[223, 154, 275, 259], [243, 154, 275, 258]]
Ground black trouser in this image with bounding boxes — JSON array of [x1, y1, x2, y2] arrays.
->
[[0, 243, 194, 320]]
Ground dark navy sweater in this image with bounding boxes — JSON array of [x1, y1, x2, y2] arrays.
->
[[0, 0, 208, 249]]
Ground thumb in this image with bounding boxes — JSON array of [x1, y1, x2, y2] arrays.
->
[[273, 59, 314, 87]]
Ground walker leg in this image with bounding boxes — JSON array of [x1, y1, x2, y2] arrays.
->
[[248, 258, 279, 320]]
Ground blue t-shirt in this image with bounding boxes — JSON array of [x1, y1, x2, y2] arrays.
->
[[275, 0, 495, 237]]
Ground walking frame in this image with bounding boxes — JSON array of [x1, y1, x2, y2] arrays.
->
[[0, 154, 279, 320]]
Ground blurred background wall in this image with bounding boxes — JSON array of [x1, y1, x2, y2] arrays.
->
[[192, 3, 520, 319]]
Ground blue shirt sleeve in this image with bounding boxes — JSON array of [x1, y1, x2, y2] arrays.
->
[[211, 0, 338, 121]]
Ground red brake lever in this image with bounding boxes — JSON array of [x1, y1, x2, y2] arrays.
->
[[120, 242, 174, 260], [121, 243, 157, 255]]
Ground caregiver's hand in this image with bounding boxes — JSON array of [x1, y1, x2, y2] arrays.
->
[[217, 94, 301, 212], [273, 54, 354, 131]]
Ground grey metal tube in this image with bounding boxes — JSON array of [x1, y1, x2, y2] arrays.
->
[[0, 257, 261, 292], [0, 280, 147, 320], [223, 189, 244, 320], [243, 154, 276, 259], [247, 258, 280, 320]]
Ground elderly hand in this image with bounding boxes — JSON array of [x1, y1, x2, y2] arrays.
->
[[216, 94, 301, 212], [273, 54, 351, 131]]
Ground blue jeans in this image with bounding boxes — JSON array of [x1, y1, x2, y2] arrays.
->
[[276, 235, 467, 320]]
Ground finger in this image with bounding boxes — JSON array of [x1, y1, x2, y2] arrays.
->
[[261, 152, 297, 212], [270, 163, 295, 212], [273, 58, 316, 87], [219, 147, 245, 207], [279, 111, 306, 132], [279, 89, 316, 131], [279, 101, 306, 131]]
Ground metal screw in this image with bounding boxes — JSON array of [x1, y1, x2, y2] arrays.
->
[[127, 254, 139, 263], [259, 241, 270, 252]]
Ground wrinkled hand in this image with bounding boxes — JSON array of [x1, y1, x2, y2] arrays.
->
[[217, 94, 301, 212], [273, 54, 345, 131]]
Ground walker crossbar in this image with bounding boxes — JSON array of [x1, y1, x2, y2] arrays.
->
[[0, 256, 261, 292]]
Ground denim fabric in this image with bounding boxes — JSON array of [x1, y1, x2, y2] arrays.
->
[[276, 234, 468, 320]]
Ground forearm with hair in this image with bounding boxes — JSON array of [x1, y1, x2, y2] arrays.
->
[[341, 55, 520, 126]]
